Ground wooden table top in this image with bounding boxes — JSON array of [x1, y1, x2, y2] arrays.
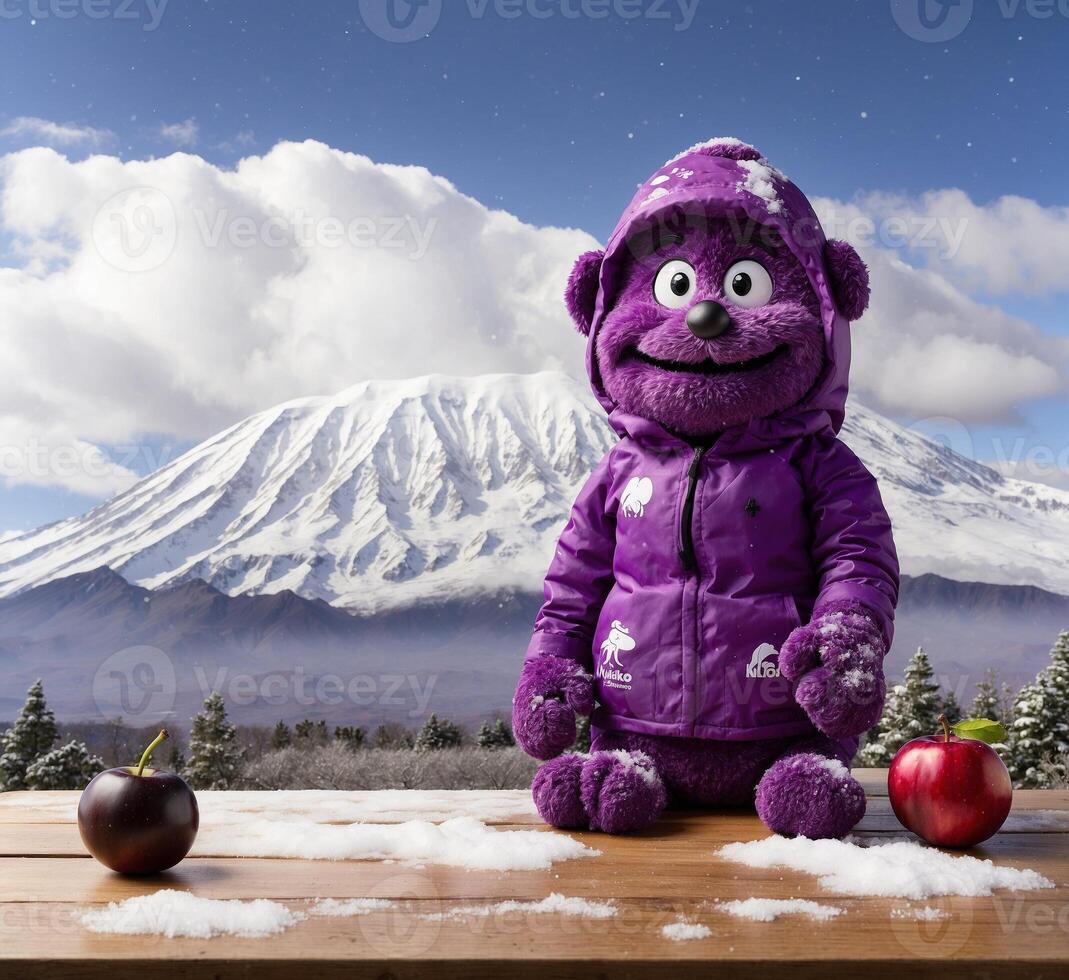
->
[[1, 769, 1066, 979]]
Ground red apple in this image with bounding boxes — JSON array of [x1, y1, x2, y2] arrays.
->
[[888, 716, 1012, 848], [77, 730, 199, 874]]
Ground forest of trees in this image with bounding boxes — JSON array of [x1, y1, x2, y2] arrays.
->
[[1, 631, 1066, 792]]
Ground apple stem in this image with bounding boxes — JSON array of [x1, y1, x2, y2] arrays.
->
[[136, 729, 170, 776], [938, 714, 952, 743]]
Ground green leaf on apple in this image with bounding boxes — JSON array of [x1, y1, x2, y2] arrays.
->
[[951, 718, 1008, 744]]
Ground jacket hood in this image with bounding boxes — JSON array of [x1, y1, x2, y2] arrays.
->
[[586, 138, 850, 452]]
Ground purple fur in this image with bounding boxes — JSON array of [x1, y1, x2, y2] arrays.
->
[[532, 730, 860, 840], [755, 752, 866, 839], [531, 753, 588, 828], [532, 748, 665, 834], [512, 655, 593, 760], [596, 214, 825, 437], [825, 239, 871, 321], [565, 249, 604, 336], [780, 599, 887, 740], [580, 750, 666, 833]]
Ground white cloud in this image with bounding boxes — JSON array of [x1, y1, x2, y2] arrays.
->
[[159, 118, 199, 147], [818, 190, 1069, 297], [0, 116, 112, 148], [0, 140, 596, 493], [813, 198, 1068, 423], [0, 139, 1065, 497]]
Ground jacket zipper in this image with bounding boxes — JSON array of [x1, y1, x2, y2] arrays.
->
[[678, 444, 710, 571]]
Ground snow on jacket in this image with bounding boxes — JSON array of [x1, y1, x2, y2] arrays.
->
[[526, 144, 900, 742]]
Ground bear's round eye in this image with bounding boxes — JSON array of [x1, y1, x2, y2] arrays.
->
[[652, 259, 697, 309], [722, 260, 773, 309]]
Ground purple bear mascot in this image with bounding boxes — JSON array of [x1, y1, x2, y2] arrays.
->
[[513, 139, 899, 839]]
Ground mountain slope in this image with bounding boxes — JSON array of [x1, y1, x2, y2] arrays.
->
[[0, 373, 615, 613], [1, 371, 1068, 610]]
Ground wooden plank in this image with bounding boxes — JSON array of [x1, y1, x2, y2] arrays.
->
[[0, 779, 1065, 978], [6, 798, 1069, 858], [0, 828, 1065, 904], [0, 896, 1066, 977]]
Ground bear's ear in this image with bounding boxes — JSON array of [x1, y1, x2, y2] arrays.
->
[[824, 239, 870, 321], [565, 249, 604, 336]]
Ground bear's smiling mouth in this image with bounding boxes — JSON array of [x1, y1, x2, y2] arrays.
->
[[626, 344, 788, 376]]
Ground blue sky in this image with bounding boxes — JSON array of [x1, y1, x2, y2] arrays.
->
[[0, 0, 1067, 529]]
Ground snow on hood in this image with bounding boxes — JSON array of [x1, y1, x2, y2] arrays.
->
[[586, 140, 850, 449]]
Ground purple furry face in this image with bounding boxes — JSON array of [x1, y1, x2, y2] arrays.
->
[[596, 213, 824, 438]]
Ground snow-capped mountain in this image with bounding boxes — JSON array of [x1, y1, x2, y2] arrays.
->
[[0, 373, 616, 613], [1, 371, 1068, 612]]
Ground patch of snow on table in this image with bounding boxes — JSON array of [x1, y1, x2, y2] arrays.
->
[[717, 836, 1054, 899], [892, 906, 948, 921], [423, 893, 616, 921], [80, 890, 301, 939], [309, 898, 395, 917], [196, 815, 598, 870], [662, 920, 712, 941], [199, 790, 537, 826], [718, 898, 843, 922]]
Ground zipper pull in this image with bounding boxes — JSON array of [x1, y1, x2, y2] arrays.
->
[[678, 445, 709, 571]]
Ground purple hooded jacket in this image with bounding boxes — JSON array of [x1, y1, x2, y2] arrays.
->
[[526, 142, 899, 743]]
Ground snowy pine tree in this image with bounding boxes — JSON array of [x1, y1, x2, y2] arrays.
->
[[414, 714, 462, 751], [858, 648, 943, 767], [1010, 632, 1069, 788], [970, 671, 1003, 722], [271, 721, 291, 750], [25, 740, 104, 790], [940, 687, 962, 725], [0, 680, 59, 791], [334, 725, 366, 750], [476, 718, 515, 749], [186, 692, 243, 790]]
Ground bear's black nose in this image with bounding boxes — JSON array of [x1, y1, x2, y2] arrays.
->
[[686, 301, 733, 339]]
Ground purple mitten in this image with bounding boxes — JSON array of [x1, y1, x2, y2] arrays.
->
[[756, 752, 866, 839], [779, 600, 886, 740], [513, 655, 594, 760]]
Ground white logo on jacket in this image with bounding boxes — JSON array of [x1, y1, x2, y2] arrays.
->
[[620, 477, 654, 517], [598, 620, 636, 686], [746, 642, 781, 679]]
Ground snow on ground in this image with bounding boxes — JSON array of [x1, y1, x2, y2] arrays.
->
[[308, 898, 395, 917], [662, 920, 713, 941], [0, 789, 537, 826], [718, 898, 843, 922], [80, 890, 301, 939], [195, 815, 597, 870], [421, 893, 616, 921], [717, 836, 1054, 899]]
